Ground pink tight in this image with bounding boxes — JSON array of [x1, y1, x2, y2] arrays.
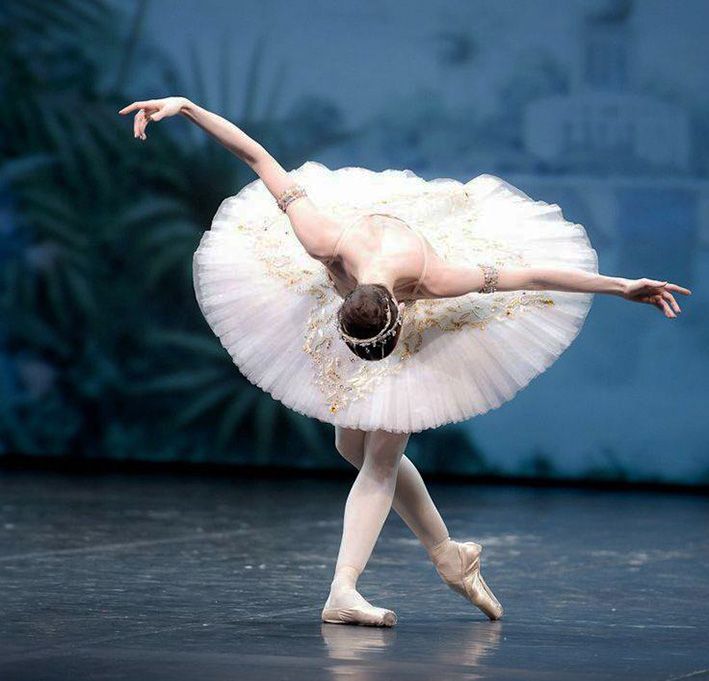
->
[[331, 426, 450, 586]]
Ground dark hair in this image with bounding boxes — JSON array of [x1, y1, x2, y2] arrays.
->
[[337, 284, 402, 361]]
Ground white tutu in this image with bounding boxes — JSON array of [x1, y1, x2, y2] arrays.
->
[[192, 161, 598, 433]]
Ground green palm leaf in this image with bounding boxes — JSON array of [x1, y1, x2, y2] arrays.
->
[[144, 328, 228, 360], [130, 368, 225, 393], [215, 389, 259, 451], [171, 381, 238, 428]]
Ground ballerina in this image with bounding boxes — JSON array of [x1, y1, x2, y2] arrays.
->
[[119, 96, 691, 627]]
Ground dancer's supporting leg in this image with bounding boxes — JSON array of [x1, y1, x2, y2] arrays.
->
[[331, 426, 504, 621], [335, 426, 449, 553], [322, 429, 408, 627]]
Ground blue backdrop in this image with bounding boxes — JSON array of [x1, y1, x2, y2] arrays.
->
[[1, 0, 707, 485]]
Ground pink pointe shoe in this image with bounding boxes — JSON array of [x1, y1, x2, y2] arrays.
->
[[321, 588, 398, 627], [432, 540, 504, 621]]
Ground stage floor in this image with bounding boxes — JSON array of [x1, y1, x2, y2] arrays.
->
[[0, 469, 707, 681]]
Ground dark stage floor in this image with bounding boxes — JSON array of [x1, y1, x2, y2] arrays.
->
[[0, 469, 707, 681]]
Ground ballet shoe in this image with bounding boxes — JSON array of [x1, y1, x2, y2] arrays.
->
[[321, 587, 398, 627], [432, 540, 504, 621]]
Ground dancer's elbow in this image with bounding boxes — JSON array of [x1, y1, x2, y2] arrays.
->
[[426, 263, 484, 298]]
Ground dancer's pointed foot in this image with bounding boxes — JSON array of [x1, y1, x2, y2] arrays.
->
[[430, 539, 504, 620], [321, 585, 397, 627]]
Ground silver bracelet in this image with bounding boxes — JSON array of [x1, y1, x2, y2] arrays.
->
[[276, 184, 307, 212], [478, 263, 499, 294]]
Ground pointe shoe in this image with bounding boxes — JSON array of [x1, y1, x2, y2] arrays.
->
[[434, 541, 504, 621], [321, 589, 398, 627]]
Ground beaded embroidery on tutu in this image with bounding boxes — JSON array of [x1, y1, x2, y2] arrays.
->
[[192, 161, 598, 433]]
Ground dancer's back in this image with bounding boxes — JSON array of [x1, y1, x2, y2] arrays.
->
[[322, 213, 441, 301]]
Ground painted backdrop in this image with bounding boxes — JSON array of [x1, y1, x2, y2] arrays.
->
[[1, 0, 707, 484]]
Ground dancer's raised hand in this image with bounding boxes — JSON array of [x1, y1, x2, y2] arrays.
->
[[621, 278, 691, 318], [118, 96, 188, 140]]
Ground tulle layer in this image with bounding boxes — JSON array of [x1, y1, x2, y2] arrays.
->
[[192, 161, 598, 433]]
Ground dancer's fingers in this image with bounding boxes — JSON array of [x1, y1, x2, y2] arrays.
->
[[138, 111, 146, 140], [662, 290, 680, 313], [119, 100, 154, 115], [657, 296, 675, 318], [140, 111, 148, 139]]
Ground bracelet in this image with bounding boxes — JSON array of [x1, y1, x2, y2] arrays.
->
[[276, 184, 307, 212], [478, 263, 499, 294]]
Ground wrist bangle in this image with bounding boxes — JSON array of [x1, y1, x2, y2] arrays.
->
[[276, 184, 307, 212], [478, 263, 499, 294]]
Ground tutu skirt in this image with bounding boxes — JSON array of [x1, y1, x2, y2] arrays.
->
[[192, 161, 598, 433]]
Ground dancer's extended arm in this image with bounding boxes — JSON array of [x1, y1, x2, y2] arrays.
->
[[118, 96, 340, 259], [427, 262, 691, 319]]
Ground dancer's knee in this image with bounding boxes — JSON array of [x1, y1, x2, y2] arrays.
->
[[363, 457, 400, 485], [362, 431, 408, 483]]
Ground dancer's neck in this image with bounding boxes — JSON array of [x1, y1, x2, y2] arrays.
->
[[357, 269, 396, 297]]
